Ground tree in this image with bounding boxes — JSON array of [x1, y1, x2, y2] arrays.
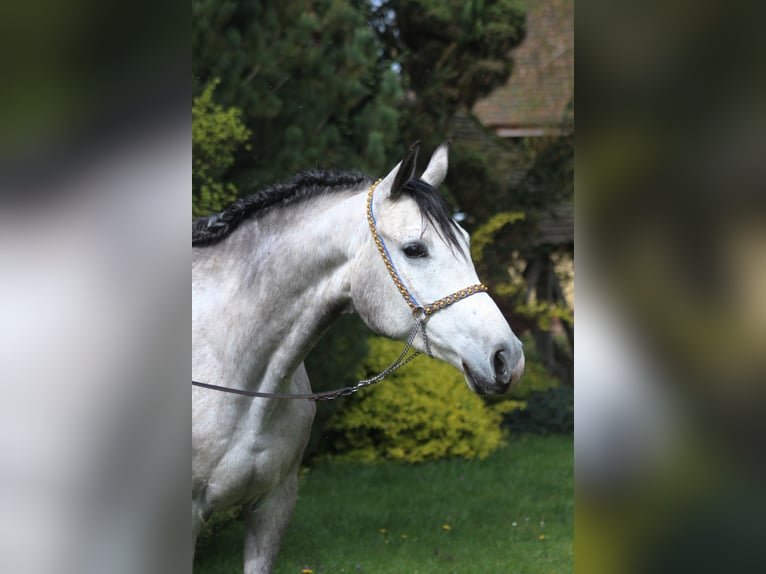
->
[[193, 0, 403, 191], [372, 0, 526, 144]]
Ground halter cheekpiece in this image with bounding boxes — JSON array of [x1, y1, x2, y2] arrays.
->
[[366, 178, 488, 318], [192, 179, 490, 400]]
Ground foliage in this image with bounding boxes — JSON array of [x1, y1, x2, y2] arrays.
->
[[303, 315, 371, 461], [373, 0, 526, 142], [485, 353, 571, 435], [192, 79, 251, 218], [505, 355, 561, 401], [468, 329, 574, 434], [195, 506, 242, 552], [471, 210, 573, 337], [305, 315, 371, 395], [514, 128, 575, 214], [326, 337, 507, 463], [192, 0, 402, 192], [470, 210, 527, 264], [502, 387, 574, 435], [369, 1, 528, 223]]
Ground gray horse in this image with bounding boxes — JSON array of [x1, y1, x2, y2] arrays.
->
[[192, 143, 524, 572]]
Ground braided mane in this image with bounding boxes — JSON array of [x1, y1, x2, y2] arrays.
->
[[192, 170, 371, 247], [192, 169, 464, 254]]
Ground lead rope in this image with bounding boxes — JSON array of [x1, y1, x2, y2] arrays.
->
[[192, 316, 428, 401]]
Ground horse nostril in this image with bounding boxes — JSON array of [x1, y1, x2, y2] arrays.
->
[[493, 347, 509, 383]]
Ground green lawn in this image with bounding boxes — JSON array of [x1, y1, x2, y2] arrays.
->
[[195, 435, 573, 573]]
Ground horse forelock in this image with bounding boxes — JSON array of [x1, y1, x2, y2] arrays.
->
[[398, 178, 466, 258]]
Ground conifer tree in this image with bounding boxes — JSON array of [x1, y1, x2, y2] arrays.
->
[[192, 0, 402, 191], [372, 0, 526, 143]]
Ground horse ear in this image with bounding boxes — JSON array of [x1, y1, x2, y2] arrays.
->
[[378, 141, 420, 199], [420, 141, 450, 188]]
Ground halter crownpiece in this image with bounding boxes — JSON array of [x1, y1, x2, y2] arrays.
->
[[366, 178, 488, 317]]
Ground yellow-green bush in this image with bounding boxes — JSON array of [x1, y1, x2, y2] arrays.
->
[[192, 79, 251, 219], [327, 337, 507, 463]]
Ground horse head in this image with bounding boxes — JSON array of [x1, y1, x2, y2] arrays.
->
[[350, 142, 524, 395]]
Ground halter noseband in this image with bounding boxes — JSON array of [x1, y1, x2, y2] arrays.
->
[[366, 178, 488, 320]]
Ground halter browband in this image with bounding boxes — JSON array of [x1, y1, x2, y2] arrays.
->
[[366, 179, 488, 318]]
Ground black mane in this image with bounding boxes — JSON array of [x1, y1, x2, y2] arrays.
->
[[192, 170, 370, 247], [192, 170, 464, 254]]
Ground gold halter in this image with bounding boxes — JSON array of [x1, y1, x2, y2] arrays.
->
[[366, 178, 488, 319]]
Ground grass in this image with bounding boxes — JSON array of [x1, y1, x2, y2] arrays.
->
[[195, 435, 573, 573]]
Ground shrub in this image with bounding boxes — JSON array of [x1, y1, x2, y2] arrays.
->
[[192, 79, 251, 219], [303, 315, 371, 462], [485, 344, 572, 435], [484, 353, 559, 412], [502, 387, 574, 435], [326, 337, 506, 463]]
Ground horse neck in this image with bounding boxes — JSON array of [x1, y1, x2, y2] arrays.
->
[[192, 191, 368, 392]]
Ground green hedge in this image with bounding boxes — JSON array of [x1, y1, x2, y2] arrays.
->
[[487, 342, 573, 435], [326, 337, 509, 463], [502, 387, 574, 435]]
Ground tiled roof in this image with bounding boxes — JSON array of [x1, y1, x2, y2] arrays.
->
[[473, 0, 573, 134]]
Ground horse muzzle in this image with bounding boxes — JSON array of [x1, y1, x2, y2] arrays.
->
[[462, 342, 525, 396]]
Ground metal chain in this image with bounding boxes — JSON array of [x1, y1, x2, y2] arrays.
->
[[323, 316, 426, 400]]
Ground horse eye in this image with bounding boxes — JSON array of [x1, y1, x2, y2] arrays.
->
[[402, 242, 428, 259]]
